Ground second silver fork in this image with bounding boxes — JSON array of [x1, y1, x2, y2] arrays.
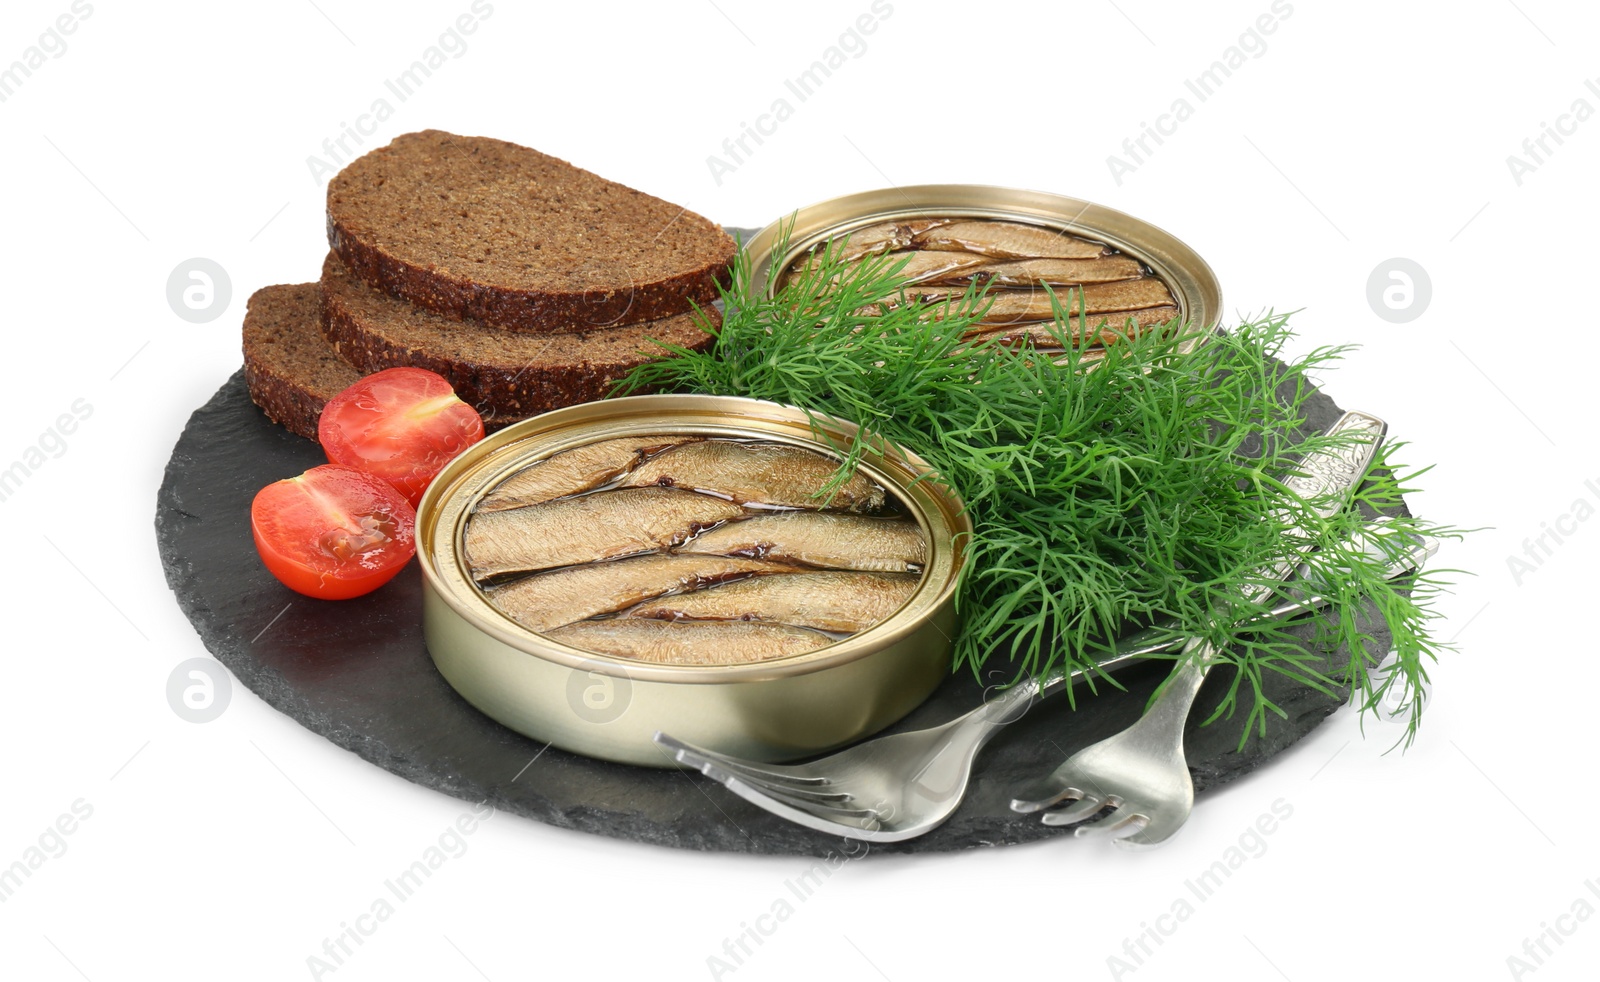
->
[[1010, 409, 1390, 847], [658, 515, 1429, 842]]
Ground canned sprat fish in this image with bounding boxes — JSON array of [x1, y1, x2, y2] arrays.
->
[[743, 185, 1222, 360], [417, 394, 969, 767]]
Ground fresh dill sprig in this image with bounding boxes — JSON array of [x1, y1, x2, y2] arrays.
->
[[620, 227, 1465, 747]]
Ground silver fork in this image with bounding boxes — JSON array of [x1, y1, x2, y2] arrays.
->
[[1009, 410, 1389, 847], [658, 523, 1421, 841]]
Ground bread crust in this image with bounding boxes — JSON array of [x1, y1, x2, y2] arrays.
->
[[326, 131, 735, 333], [243, 282, 535, 441], [318, 254, 717, 416], [242, 284, 359, 440]]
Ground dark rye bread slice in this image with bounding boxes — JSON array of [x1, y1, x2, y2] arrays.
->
[[242, 283, 529, 441], [326, 130, 735, 333], [242, 284, 360, 440], [319, 253, 717, 416]]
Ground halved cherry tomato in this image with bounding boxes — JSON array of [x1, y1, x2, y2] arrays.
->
[[251, 464, 417, 600], [318, 367, 485, 507]]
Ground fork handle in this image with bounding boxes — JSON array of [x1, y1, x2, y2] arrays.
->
[[1114, 637, 1214, 755], [1243, 410, 1390, 604], [1108, 411, 1389, 753], [960, 514, 1414, 761], [964, 638, 1182, 744], [959, 521, 1431, 740]]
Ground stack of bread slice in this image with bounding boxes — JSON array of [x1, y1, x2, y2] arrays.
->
[[242, 130, 736, 439]]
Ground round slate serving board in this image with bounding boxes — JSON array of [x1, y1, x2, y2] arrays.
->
[[156, 367, 1398, 856]]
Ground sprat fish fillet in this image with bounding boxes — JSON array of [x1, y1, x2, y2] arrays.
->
[[477, 435, 696, 512], [465, 486, 743, 579], [628, 571, 919, 633], [678, 511, 924, 572], [928, 256, 1145, 288], [621, 441, 885, 512], [799, 249, 990, 288], [927, 278, 1176, 325], [486, 554, 795, 633], [913, 221, 1108, 260], [807, 219, 950, 266], [963, 305, 1181, 348]]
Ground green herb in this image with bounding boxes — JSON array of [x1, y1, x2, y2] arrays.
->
[[621, 231, 1465, 747]]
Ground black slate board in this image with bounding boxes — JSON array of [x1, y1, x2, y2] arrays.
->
[[155, 367, 1397, 856]]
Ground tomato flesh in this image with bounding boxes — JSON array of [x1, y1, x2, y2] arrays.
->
[[318, 367, 485, 507], [251, 464, 417, 600]]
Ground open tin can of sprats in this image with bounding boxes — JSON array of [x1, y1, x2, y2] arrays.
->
[[742, 184, 1223, 360], [417, 394, 970, 768]]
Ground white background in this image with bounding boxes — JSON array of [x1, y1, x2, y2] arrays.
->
[[1, 1, 1595, 979]]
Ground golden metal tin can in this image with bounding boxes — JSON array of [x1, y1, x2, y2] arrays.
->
[[417, 394, 970, 768], [741, 184, 1223, 358]]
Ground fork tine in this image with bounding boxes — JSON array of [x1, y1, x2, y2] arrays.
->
[[1017, 780, 1107, 818], [725, 779, 878, 820], [1011, 785, 1091, 815], [701, 770, 855, 805], [653, 732, 831, 787], [1074, 811, 1148, 839], [661, 740, 781, 795], [715, 775, 887, 838], [1037, 793, 1107, 827], [661, 738, 871, 818], [682, 750, 837, 793], [733, 783, 853, 805]]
